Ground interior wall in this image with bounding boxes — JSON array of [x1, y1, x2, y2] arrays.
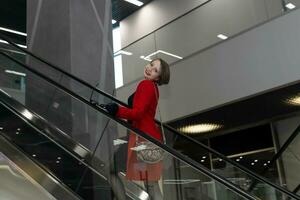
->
[[117, 7, 300, 122]]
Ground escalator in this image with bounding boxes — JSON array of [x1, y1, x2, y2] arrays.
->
[[0, 34, 299, 199]]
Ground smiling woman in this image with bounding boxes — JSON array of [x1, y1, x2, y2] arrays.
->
[[102, 58, 170, 200]]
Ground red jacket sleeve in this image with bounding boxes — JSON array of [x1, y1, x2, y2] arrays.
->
[[116, 80, 156, 121]]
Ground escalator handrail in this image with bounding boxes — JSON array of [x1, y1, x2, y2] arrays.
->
[[0, 51, 258, 200], [0, 35, 299, 200]]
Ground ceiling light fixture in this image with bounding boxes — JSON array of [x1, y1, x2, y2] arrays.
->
[[285, 95, 300, 105], [217, 34, 228, 40], [5, 70, 26, 77], [141, 50, 183, 62], [0, 27, 27, 36], [286, 3, 296, 9], [0, 39, 27, 48], [114, 50, 133, 57], [178, 123, 223, 134], [123, 0, 144, 7], [164, 179, 201, 185]]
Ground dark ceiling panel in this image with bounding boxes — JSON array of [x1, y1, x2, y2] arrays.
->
[[0, 0, 26, 32], [112, 0, 153, 22]]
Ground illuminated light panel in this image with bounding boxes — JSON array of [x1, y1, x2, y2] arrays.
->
[[22, 110, 34, 120], [123, 0, 144, 7], [164, 179, 201, 185], [0, 27, 27, 36], [5, 70, 26, 77], [286, 3, 296, 9], [217, 34, 228, 40], [179, 123, 223, 134], [286, 95, 300, 105], [114, 50, 133, 57], [141, 50, 183, 62], [0, 39, 27, 48]]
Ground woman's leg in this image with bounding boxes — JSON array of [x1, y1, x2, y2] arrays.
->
[[145, 181, 163, 200]]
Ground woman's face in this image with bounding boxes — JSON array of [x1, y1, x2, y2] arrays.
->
[[144, 59, 161, 81]]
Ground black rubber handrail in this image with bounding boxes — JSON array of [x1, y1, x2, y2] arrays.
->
[[0, 51, 259, 200], [0, 34, 299, 199]]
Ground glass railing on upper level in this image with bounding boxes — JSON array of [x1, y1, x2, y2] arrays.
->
[[0, 34, 299, 200]]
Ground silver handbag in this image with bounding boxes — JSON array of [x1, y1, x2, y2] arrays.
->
[[136, 140, 165, 164]]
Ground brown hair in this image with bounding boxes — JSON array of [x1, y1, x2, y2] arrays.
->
[[153, 58, 170, 85]]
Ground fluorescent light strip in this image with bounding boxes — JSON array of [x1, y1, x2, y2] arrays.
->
[[0, 39, 27, 49], [123, 0, 144, 6], [217, 34, 228, 40], [0, 48, 26, 55], [286, 3, 296, 9], [179, 123, 223, 134], [141, 50, 183, 61], [114, 50, 133, 56], [164, 179, 201, 185], [5, 70, 26, 77], [0, 39, 8, 45], [0, 27, 27, 36]]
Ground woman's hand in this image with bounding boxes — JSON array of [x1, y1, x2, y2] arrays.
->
[[101, 103, 119, 116]]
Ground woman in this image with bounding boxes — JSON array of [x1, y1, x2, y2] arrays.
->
[[105, 58, 170, 200]]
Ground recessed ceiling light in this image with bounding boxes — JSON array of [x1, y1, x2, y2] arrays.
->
[[123, 0, 144, 7], [202, 156, 206, 159], [254, 159, 258, 162], [57, 157, 61, 160], [5, 70, 26, 77], [56, 160, 60, 163], [0, 127, 3, 130], [32, 154, 36, 157], [236, 159, 240, 162], [179, 123, 223, 134], [286, 3, 296, 9], [16, 132, 19, 135], [251, 162, 255, 165], [0, 27, 27, 36], [285, 95, 300, 105], [112, 19, 117, 24], [217, 34, 228, 40], [200, 159, 205, 162]]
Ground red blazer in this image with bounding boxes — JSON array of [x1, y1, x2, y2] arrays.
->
[[116, 79, 162, 181], [116, 79, 161, 141]]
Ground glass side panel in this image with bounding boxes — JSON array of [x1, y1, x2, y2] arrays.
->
[[0, 151, 57, 200], [0, 49, 257, 200], [76, 114, 259, 200], [0, 100, 111, 199]]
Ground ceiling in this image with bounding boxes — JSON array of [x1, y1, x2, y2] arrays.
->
[[0, 0, 153, 43]]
